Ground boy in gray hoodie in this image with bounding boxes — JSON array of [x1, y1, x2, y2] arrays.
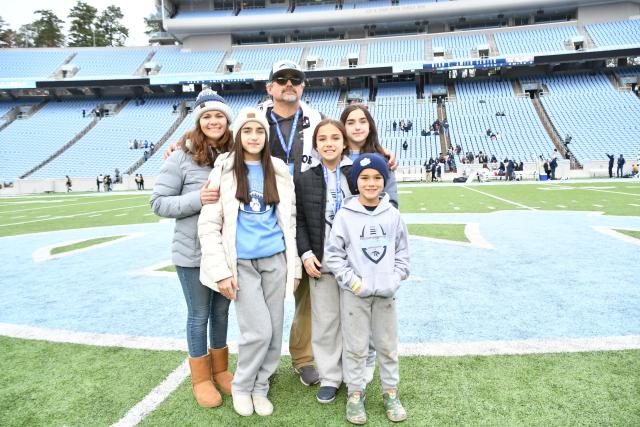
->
[[325, 153, 410, 424]]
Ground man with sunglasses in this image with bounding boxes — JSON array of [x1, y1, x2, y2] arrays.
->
[[261, 59, 323, 388]]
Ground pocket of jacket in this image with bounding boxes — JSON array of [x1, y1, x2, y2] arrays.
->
[[360, 272, 398, 298]]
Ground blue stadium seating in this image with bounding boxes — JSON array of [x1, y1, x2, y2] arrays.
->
[[0, 99, 110, 180], [446, 79, 555, 163], [586, 19, 640, 47], [229, 47, 303, 72], [0, 50, 70, 78], [494, 26, 579, 55], [432, 34, 488, 59], [71, 49, 151, 77], [152, 47, 225, 74], [307, 43, 360, 69], [522, 73, 640, 164], [30, 97, 188, 179], [367, 38, 424, 65]]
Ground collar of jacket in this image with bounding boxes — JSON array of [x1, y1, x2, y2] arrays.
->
[[341, 193, 392, 215]]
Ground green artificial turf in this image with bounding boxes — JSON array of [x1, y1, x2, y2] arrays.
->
[[50, 235, 124, 255], [141, 351, 640, 426], [157, 265, 177, 272], [0, 194, 159, 237], [616, 229, 640, 240], [0, 336, 185, 427], [408, 223, 468, 242]]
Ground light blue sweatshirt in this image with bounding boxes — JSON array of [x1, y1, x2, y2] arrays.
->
[[324, 193, 410, 297], [236, 161, 285, 260]]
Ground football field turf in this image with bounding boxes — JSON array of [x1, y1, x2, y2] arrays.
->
[[0, 179, 639, 426]]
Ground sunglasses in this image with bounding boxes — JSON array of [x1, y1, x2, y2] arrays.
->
[[273, 76, 303, 86]]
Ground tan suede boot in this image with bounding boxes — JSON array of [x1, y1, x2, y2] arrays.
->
[[209, 346, 233, 395], [188, 355, 222, 408]]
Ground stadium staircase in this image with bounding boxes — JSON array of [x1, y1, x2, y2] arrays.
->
[[606, 73, 632, 92], [437, 102, 449, 155], [486, 33, 499, 56], [135, 50, 158, 76], [20, 98, 130, 179], [300, 46, 310, 68], [576, 24, 597, 49], [425, 38, 433, 61], [124, 108, 188, 175], [512, 79, 526, 97], [531, 94, 581, 168], [51, 53, 78, 78], [217, 50, 234, 73], [358, 42, 368, 67], [0, 99, 48, 133], [446, 82, 456, 101]]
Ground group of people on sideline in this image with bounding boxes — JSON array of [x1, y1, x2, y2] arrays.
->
[[150, 60, 408, 424]]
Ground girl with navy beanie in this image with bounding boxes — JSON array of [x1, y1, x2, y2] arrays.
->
[[151, 89, 234, 408], [198, 107, 302, 417]]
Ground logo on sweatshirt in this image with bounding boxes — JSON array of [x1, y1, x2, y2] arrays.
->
[[359, 224, 388, 264]]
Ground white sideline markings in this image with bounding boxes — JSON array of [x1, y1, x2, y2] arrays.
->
[[399, 336, 640, 356], [0, 204, 148, 227], [462, 186, 536, 210], [409, 223, 494, 249], [111, 359, 190, 427], [2, 323, 639, 357], [32, 232, 147, 262], [592, 226, 640, 246]]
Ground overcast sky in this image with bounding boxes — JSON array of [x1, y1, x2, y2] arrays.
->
[[0, 0, 157, 46]]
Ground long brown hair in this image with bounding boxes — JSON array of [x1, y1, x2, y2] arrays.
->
[[178, 123, 233, 167], [312, 118, 348, 155], [233, 129, 280, 205], [339, 104, 385, 155]]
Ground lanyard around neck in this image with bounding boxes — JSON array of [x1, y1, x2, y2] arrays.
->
[[270, 109, 300, 165], [322, 164, 342, 215]]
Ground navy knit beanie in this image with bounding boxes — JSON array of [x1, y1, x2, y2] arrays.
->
[[192, 89, 233, 124], [351, 153, 388, 186]]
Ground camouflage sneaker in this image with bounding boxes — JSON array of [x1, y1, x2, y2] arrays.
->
[[346, 391, 367, 425], [383, 390, 407, 422]]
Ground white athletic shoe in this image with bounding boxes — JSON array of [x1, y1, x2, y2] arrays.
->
[[252, 394, 274, 416], [232, 393, 254, 416]]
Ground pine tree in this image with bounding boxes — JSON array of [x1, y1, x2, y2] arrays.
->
[[68, 1, 98, 47], [32, 10, 65, 47], [95, 5, 129, 47]]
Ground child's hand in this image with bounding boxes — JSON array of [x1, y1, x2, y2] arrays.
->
[[303, 256, 322, 278], [350, 278, 362, 295], [217, 277, 239, 300]]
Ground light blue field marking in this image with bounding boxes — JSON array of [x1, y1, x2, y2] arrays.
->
[[0, 210, 639, 346]]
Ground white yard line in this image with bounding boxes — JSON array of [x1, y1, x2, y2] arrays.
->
[[0, 204, 148, 227], [462, 186, 536, 210], [111, 360, 190, 427], [579, 188, 640, 197], [0, 197, 143, 214]]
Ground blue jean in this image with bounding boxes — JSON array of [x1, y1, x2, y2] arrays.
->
[[176, 266, 231, 357]]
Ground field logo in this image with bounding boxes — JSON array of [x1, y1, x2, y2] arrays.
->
[[360, 224, 388, 264]]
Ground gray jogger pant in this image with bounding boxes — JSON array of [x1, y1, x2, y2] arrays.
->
[[232, 252, 286, 396], [310, 273, 342, 388], [340, 289, 399, 394]]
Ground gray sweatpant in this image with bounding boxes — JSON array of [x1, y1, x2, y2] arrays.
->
[[310, 273, 342, 388], [232, 252, 286, 396], [340, 289, 399, 394]]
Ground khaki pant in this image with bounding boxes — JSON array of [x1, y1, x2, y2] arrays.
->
[[289, 273, 314, 369]]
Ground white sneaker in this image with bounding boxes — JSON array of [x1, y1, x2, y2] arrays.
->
[[252, 394, 274, 416], [364, 364, 375, 385], [232, 393, 253, 416]]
